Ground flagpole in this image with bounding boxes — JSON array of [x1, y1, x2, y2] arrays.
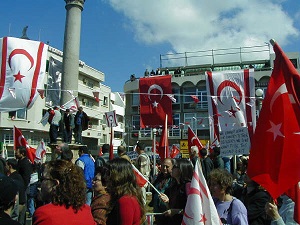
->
[[152, 128, 157, 177], [109, 125, 114, 160], [132, 164, 161, 195]]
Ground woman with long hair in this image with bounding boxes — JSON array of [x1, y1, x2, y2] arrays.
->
[[106, 158, 145, 225], [91, 166, 111, 225], [32, 160, 96, 225], [160, 158, 194, 225]]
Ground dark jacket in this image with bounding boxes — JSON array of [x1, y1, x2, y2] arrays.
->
[[17, 157, 32, 187], [75, 111, 89, 131]]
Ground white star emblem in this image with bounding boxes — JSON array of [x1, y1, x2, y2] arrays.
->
[[152, 101, 159, 108], [267, 121, 285, 141]]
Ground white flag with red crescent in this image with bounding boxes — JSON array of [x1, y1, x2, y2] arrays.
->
[[182, 160, 222, 225], [0, 37, 48, 111], [105, 110, 118, 127], [206, 69, 256, 146], [35, 139, 46, 162]]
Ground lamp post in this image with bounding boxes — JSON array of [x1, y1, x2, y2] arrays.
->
[[152, 128, 157, 176], [255, 88, 264, 118]]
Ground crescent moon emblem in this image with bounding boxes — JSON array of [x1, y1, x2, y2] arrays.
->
[[148, 84, 163, 101], [108, 115, 114, 122], [217, 80, 243, 105], [8, 49, 34, 71], [270, 84, 287, 113], [190, 136, 197, 143], [18, 135, 25, 146]]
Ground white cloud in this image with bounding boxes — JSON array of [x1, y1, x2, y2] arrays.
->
[[105, 0, 299, 65]]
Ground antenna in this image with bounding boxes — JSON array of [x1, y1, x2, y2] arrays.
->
[[8, 23, 11, 36]]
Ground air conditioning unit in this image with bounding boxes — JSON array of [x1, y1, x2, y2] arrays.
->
[[82, 98, 88, 103]]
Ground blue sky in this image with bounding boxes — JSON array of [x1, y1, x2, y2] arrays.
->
[[0, 0, 299, 92]]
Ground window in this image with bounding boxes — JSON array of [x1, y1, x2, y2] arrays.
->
[[290, 58, 298, 69], [172, 88, 180, 103], [183, 87, 196, 103], [173, 113, 180, 126], [132, 92, 139, 106], [196, 90, 208, 109], [9, 108, 27, 120], [132, 115, 140, 130], [103, 96, 108, 106]]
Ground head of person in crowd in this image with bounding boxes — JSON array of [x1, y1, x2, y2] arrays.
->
[[93, 166, 109, 195], [55, 142, 69, 156], [40, 160, 86, 211], [136, 141, 145, 155], [161, 158, 175, 178], [211, 146, 221, 157], [190, 145, 199, 158], [78, 106, 83, 112], [15, 146, 27, 160], [208, 169, 233, 200], [172, 158, 194, 184], [0, 176, 18, 214], [6, 158, 18, 174], [106, 158, 145, 222], [78, 145, 89, 156], [102, 144, 110, 154], [117, 145, 126, 156], [200, 147, 208, 158], [61, 149, 73, 161]]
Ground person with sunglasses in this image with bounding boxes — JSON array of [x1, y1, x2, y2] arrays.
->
[[32, 160, 96, 225]]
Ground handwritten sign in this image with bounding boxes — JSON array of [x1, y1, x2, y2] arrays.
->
[[219, 127, 250, 156]]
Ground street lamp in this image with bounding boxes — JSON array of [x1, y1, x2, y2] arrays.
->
[[255, 88, 264, 117], [152, 128, 157, 176]]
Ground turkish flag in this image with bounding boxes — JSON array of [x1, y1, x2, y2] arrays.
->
[[139, 76, 172, 128], [0, 37, 48, 111], [188, 126, 204, 159], [132, 164, 148, 187], [170, 145, 180, 158], [247, 42, 300, 202], [158, 115, 169, 160], [93, 91, 100, 102], [191, 95, 200, 103], [14, 126, 36, 163]]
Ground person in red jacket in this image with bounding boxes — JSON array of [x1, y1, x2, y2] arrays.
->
[[106, 158, 145, 225], [32, 160, 96, 225]]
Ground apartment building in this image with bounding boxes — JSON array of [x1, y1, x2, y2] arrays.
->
[[124, 44, 300, 152], [0, 44, 125, 158]]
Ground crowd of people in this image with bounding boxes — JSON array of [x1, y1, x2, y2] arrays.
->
[[0, 142, 298, 225], [47, 106, 89, 145]]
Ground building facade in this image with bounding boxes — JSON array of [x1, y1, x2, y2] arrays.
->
[[0, 44, 125, 158], [124, 45, 300, 153]]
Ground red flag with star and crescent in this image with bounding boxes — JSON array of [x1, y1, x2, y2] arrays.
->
[[182, 159, 222, 225], [139, 75, 172, 128], [247, 41, 300, 218], [0, 37, 48, 111], [188, 126, 204, 159], [14, 126, 36, 163]]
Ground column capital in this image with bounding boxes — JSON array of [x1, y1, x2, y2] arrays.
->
[[65, 0, 85, 11]]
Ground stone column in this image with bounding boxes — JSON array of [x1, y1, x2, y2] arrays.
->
[[61, 0, 85, 105]]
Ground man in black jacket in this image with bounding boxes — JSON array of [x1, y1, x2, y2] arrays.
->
[[0, 175, 21, 225], [15, 146, 32, 224]]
